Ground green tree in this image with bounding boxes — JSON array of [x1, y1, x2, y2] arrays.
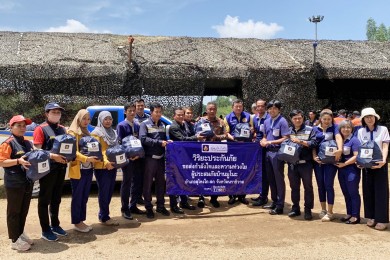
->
[[366, 18, 377, 40], [375, 23, 388, 41]]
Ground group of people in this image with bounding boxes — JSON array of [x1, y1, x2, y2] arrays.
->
[[0, 98, 389, 252]]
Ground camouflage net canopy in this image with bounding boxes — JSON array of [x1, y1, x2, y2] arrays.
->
[[2, 32, 390, 126]]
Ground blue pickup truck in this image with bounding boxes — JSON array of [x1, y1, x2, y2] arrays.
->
[[0, 105, 172, 183]]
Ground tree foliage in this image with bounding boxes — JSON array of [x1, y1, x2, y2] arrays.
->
[[366, 18, 389, 41]]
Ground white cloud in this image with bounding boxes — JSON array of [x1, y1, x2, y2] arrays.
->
[[44, 19, 110, 33], [212, 15, 283, 39]]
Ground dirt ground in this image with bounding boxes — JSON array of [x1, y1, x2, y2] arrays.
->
[[1, 177, 390, 260]]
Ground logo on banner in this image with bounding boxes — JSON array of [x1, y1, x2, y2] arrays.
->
[[201, 144, 228, 153]]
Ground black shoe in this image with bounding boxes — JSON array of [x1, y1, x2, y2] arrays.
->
[[346, 217, 360, 224], [180, 202, 196, 210], [288, 210, 301, 217], [340, 215, 352, 222], [252, 198, 268, 207], [122, 210, 133, 220], [251, 196, 261, 202], [263, 203, 276, 210], [171, 206, 184, 214], [304, 209, 313, 220], [238, 197, 249, 205], [156, 207, 170, 216], [146, 209, 154, 219], [228, 197, 237, 205], [130, 207, 146, 215], [269, 208, 283, 215], [197, 199, 205, 208], [210, 199, 220, 208], [137, 198, 145, 205]]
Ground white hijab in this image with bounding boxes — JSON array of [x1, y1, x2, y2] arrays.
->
[[91, 111, 117, 146]]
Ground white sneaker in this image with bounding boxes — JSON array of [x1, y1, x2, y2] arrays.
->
[[20, 232, 34, 245], [322, 213, 334, 222], [101, 218, 119, 226], [11, 237, 31, 251], [319, 210, 327, 218]]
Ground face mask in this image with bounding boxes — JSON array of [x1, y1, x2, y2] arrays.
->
[[48, 114, 61, 123]]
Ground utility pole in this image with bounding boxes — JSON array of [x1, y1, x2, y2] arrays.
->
[[308, 15, 324, 65]]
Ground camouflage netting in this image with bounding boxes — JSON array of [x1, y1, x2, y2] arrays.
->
[[1, 32, 390, 125]]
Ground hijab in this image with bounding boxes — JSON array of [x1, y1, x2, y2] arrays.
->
[[91, 111, 117, 146], [68, 109, 90, 136]]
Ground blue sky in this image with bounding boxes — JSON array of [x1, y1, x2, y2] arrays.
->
[[0, 0, 389, 40]]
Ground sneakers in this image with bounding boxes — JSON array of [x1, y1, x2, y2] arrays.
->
[[41, 230, 59, 242], [156, 207, 170, 216], [367, 218, 376, 227], [100, 218, 119, 226], [74, 223, 92, 233], [146, 209, 155, 219], [304, 209, 313, 221], [210, 199, 220, 208], [375, 223, 388, 231], [319, 210, 327, 219], [197, 198, 205, 208], [321, 213, 335, 222], [51, 226, 68, 236], [11, 237, 31, 251], [228, 196, 237, 205], [122, 210, 134, 220], [20, 232, 34, 245]]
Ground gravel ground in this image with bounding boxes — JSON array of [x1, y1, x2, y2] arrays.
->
[[0, 179, 390, 260]]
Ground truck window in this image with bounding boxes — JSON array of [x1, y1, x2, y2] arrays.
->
[[90, 111, 119, 129]]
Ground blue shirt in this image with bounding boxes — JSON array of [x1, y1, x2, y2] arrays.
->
[[263, 114, 290, 149]]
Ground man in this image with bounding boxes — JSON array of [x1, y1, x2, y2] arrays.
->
[[224, 99, 252, 205], [117, 102, 146, 220], [195, 101, 228, 208], [168, 107, 202, 213], [260, 100, 290, 215], [252, 99, 271, 207], [134, 98, 149, 205], [286, 109, 317, 220], [334, 109, 347, 124], [139, 102, 171, 219], [33, 102, 68, 241]]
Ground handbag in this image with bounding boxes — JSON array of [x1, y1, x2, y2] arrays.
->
[[51, 134, 77, 161], [106, 145, 129, 168], [277, 139, 302, 164], [356, 141, 383, 168], [24, 150, 51, 181], [318, 140, 338, 164], [121, 135, 145, 158]]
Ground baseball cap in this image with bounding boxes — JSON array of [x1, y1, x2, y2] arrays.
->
[[45, 102, 65, 112], [9, 115, 32, 126]]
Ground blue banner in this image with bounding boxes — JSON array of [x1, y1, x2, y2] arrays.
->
[[166, 142, 262, 195]]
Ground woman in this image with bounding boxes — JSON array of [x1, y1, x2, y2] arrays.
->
[[91, 111, 119, 226], [335, 120, 361, 224], [68, 109, 100, 233], [357, 107, 389, 231], [312, 109, 343, 221], [0, 115, 34, 251]]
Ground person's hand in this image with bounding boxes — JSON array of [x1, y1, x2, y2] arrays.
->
[[106, 162, 115, 170], [335, 162, 346, 168], [86, 156, 100, 163], [313, 156, 322, 164], [334, 149, 342, 162], [260, 139, 268, 147], [51, 153, 67, 164], [129, 156, 139, 161], [19, 157, 31, 169], [372, 161, 386, 169]]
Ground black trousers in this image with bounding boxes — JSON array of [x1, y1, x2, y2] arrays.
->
[[363, 165, 389, 223], [6, 182, 33, 242], [38, 165, 67, 232], [287, 162, 314, 211], [260, 147, 269, 200]]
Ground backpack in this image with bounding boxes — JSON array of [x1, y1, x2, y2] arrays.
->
[[318, 140, 338, 164], [277, 139, 302, 164], [121, 135, 145, 158], [233, 123, 253, 142], [106, 145, 129, 168], [194, 120, 214, 138], [51, 134, 77, 161], [24, 150, 51, 181], [79, 136, 103, 160], [356, 141, 383, 168]]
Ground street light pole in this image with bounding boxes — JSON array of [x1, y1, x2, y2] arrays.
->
[[308, 15, 324, 65]]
